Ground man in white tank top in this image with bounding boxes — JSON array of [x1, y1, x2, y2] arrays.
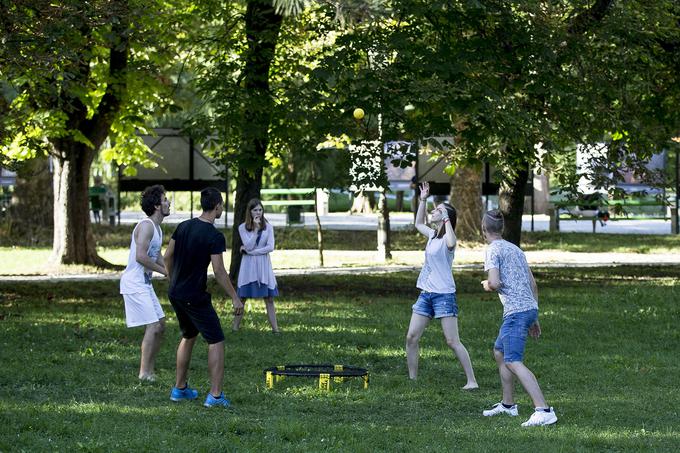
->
[[119, 185, 171, 381]]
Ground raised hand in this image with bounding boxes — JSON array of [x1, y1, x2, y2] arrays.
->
[[419, 181, 430, 200]]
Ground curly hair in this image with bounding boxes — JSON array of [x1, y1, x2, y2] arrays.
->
[[140, 185, 165, 216]]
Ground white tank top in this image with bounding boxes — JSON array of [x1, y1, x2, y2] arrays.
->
[[120, 218, 162, 294]]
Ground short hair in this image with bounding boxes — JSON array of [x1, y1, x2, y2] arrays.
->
[[482, 209, 504, 235], [200, 187, 223, 211], [140, 185, 165, 216], [244, 198, 267, 231], [436, 203, 457, 238]]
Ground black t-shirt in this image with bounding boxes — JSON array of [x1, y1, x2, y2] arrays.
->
[[168, 218, 226, 301]]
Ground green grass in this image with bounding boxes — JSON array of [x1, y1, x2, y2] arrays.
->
[[1, 267, 679, 451], [1, 227, 679, 275], [520, 231, 680, 253]]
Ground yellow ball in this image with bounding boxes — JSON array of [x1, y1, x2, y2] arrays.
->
[[353, 108, 365, 120]]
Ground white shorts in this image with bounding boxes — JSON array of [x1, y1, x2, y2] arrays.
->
[[122, 287, 165, 328]]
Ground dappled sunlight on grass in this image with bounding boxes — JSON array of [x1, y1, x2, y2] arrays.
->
[[2, 269, 680, 450]]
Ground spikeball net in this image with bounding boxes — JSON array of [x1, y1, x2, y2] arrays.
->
[[264, 364, 369, 391]]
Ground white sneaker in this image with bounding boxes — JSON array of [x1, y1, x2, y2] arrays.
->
[[521, 407, 558, 427], [482, 402, 519, 417]]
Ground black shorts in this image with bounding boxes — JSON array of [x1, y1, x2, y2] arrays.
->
[[169, 293, 225, 344]]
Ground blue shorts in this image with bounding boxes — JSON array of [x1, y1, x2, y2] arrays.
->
[[412, 291, 458, 319], [494, 309, 539, 363]]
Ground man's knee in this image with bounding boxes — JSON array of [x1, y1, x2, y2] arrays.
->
[[504, 360, 524, 373], [147, 321, 165, 336]]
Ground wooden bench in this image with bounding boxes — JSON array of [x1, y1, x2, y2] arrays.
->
[[260, 188, 316, 224]]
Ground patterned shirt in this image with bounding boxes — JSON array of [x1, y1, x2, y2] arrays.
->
[[484, 239, 538, 317]]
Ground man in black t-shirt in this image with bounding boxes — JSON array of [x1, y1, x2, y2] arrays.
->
[[164, 187, 243, 408]]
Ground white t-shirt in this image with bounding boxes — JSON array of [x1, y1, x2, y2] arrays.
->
[[120, 218, 162, 294], [416, 228, 456, 294], [484, 239, 538, 317]]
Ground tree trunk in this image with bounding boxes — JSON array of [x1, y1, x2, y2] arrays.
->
[[395, 191, 404, 211], [46, 12, 128, 266], [377, 190, 391, 261], [498, 164, 529, 246], [314, 189, 324, 267], [450, 164, 483, 241], [50, 142, 109, 266], [228, 0, 282, 280], [229, 169, 263, 280], [350, 191, 374, 214]]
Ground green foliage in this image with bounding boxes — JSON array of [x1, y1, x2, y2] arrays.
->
[[288, 1, 680, 192], [0, 0, 184, 169], [1, 267, 679, 450]]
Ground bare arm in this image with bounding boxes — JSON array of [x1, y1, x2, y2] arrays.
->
[[415, 182, 433, 237], [135, 222, 166, 276], [528, 268, 538, 301], [211, 253, 243, 315], [528, 268, 541, 338], [164, 239, 175, 280], [482, 267, 501, 292]]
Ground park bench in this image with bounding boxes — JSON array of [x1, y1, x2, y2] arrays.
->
[[260, 188, 316, 225], [549, 195, 672, 233]]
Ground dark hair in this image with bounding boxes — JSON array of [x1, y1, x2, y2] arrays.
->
[[244, 198, 267, 232], [482, 209, 504, 235], [200, 187, 223, 211], [140, 185, 165, 216], [436, 203, 457, 239]]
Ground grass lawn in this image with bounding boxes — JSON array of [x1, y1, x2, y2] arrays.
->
[[1, 267, 678, 451], [1, 227, 680, 275]]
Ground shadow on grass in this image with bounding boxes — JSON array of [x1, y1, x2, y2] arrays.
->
[[1, 267, 679, 451]]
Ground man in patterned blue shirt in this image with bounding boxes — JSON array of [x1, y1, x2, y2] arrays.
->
[[480, 209, 558, 427]]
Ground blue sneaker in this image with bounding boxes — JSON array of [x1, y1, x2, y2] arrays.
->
[[204, 392, 231, 408], [170, 385, 198, 402]]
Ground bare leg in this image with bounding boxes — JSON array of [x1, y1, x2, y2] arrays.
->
[[232, 298, 246, 331], [175, 336, 197, 388], [506, 361, 548, 408], [494, 349, 515, 405], [139, 319, 165, 379], [441, 316, 478, 389], [405, 313, 430, 380], [208, 341, 225, 397], [265, 297, 279, 332]]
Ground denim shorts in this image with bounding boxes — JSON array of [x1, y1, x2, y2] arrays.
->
[[412, 291, 458, 319], [494, 309, 539, 363]]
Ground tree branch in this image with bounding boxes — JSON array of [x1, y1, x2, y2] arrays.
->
[[568, 0, 615, 35], [86, 10, 129, 150]]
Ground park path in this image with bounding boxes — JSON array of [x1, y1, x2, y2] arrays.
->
[[2, 249, 678, 282]]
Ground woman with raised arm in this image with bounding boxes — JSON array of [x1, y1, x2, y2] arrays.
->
[[405, 182, 478, 389]]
